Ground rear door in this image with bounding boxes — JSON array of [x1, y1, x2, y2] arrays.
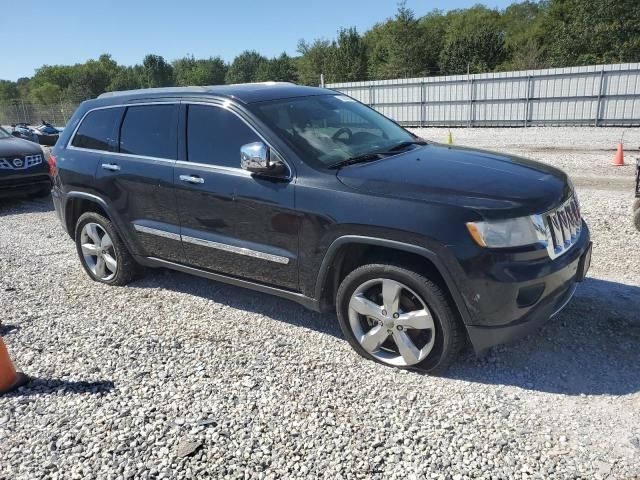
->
[[174, 102, 299, 289], [93, 103, 184, 263]]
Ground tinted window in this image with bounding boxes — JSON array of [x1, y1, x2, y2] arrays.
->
[[71, 108, 122, 151], [119, 104, 177, 159], [187, 105, 260, 168]]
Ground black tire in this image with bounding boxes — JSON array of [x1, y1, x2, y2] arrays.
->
[[634, 208, 640, 232], [74, 212, 138, 286], [336, 263, 465, 373]]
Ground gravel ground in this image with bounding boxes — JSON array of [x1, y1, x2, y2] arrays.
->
[[1, 127, 639, 479]]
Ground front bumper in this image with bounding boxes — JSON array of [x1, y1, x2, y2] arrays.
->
[[459, 222, 591, 353], [0, 173, 51, 198]]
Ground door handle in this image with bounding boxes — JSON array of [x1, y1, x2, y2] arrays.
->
[[179, 174, 205, 184], [101, 163, 121, 171]]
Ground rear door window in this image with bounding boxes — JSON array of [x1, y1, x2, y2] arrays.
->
[[186, 104, 260, 168], [71, 107, 122, 151], [119, 104, 178, 159]]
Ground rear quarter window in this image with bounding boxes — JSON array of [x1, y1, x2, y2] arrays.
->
[[71, 107, 123, 151]]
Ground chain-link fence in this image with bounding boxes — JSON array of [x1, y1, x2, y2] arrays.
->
[[0, 100, 80, 127]]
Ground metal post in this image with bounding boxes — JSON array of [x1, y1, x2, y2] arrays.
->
[[369, 85, 374, 108], [467, 75, 474, 127], [20, 99, 28, 123], [595, 68, 605, 127], [524, 75, 531, 127], [420, 81, 425, 127]]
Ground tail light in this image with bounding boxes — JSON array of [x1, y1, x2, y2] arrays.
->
[[48, 153, 57, 176]]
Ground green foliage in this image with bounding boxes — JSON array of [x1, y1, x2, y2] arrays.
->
[[365, 4, 427, 79], [1, 0, 639, 104], [544, 0, 640, 66], [141, 54, 174, 88], [439, 6, 506, 74], [173, 56, 227, 86], [255, 53, 298, 83], [295, 39, 335, 85], [329, 28, 368, 82], [225, 51, 267, 84], [0, 80, 19, 102]]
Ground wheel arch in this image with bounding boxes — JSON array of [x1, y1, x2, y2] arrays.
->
[[63, 192, 113, 237], [314, 236, 471, 325]]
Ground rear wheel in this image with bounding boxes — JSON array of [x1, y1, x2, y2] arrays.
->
[[336, 263, 464, 373], [75, 212, 138, 286]]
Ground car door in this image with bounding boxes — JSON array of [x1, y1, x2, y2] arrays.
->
[[93, 102, 184, 263], [174, 101, 299, 290]]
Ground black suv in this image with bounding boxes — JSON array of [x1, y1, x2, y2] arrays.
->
[[51, 83, 592, 371], [0, 126, 51, 198]]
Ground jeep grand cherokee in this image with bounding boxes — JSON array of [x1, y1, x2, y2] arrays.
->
[[50, 83, 592, 372]]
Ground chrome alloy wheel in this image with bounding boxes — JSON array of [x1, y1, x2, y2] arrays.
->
[[347, 278, 436, 367], [80, 222, 117, 281]]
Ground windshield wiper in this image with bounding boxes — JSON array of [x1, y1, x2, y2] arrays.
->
[[327, 141, 427, 170], [327, 153, 384, 169], [385, 140, 428, 152]]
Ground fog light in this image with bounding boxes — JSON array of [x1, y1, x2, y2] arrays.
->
[[516, 284, 545, 308]]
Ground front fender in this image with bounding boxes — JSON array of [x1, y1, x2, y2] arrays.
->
[[312, 235, 472, 326]]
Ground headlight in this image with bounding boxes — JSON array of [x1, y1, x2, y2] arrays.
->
[[466, 215, 547, 248]]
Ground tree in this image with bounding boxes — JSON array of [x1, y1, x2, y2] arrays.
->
[[225, 51, 267, 84], [141, 54, 174, 88], [363, 4, 428, 79], [439, 6, 506, 74], [173, 56, 227, 86], [296, 39, 336, 85], [255, 53, 298, 82], [418, 11, 450, 76], [544, 0, 640, 66], [0, 80, 19, 102], [108, 67, 143, 92], [329, 27, 368, 82], [499, 1, 546, 70], [30, 82, 64, 105]]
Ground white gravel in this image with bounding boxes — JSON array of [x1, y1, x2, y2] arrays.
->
[[1, 127, 639, 479]]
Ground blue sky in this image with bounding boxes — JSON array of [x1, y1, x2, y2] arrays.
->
[[1, 0, 514, 81]]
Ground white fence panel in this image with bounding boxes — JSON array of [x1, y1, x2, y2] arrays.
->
[[327, 63, 640, 127]]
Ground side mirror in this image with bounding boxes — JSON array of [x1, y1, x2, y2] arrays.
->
[[240, 142, 287, 177]]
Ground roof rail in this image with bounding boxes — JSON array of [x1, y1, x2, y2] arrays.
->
[[98, 86, 210, 99], [97, 82, 300, 99]]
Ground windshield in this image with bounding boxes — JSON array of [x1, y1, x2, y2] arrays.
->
[[0, 127, 10, 139], [250, 94, 415, 168]]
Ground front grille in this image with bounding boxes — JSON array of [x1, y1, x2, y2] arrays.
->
[[0, 154, 43, 170], [543, 194, 582, 259]]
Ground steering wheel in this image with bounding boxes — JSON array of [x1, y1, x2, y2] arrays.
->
[[332, 127, 353, 142]]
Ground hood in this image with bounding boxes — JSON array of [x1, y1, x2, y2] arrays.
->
[[0, 136, 43, 157], [336, 143, 571, 219]]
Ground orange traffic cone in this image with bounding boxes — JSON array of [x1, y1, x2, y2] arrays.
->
[[613, 143, 625, 166], [0, 337, 28, 395]]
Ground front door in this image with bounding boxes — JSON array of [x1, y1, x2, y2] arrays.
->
[[174, 102, 299, 290]]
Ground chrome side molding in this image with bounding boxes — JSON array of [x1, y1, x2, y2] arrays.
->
[[133, 222, 290, 265], [133, 224, 181, 241]]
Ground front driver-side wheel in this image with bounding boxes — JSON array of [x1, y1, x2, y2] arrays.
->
[[336, 263, 464, 373], [75, 212, 137, 286]]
